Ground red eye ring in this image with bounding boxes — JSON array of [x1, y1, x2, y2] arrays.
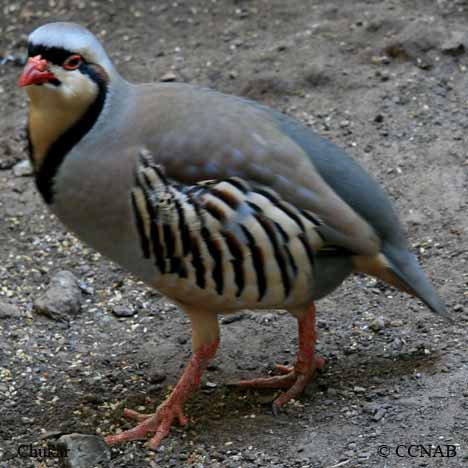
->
[[63, 54, 82, 70]]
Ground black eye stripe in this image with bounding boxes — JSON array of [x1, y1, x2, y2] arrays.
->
[[27, 44, 87, 66]]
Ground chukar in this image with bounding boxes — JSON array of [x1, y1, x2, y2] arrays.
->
[[18, 22, 449, 448]]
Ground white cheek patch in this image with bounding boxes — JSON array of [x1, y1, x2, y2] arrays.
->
[[27, 64, 100, 168], [50, 65, 98, 102]]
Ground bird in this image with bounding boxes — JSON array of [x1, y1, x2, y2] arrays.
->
[[18, 22, 449, 449]]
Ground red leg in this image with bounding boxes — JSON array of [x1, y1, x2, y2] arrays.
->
[[105, 337, 219, 448], [236, 303, 324, 409]]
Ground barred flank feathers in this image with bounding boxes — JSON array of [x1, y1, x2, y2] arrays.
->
[[130, 151, 323, 306]]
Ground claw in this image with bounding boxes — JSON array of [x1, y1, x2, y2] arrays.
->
[[105, 337, 220, 448], [105, 402, 188, 447], [235, 304, 324, 408]]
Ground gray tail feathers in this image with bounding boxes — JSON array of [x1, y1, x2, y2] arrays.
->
[[382, 244, 452, 322]]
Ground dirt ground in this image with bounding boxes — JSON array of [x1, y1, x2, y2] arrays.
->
[[1, 0, 468, 467]]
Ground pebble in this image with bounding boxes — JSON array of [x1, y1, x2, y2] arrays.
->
[[176, 335, 188, 344], [369, 316, 386, 332], [221, 312, 247, 324], [0, 300, 21, 319], [56, 434, 110, 468], [111, 305, 136, 317], [440, 30, 468, 55], [372, 407, 386, 422], [453, 304, 465, 313], [13, 159, 33, 177], [160, 71, 177, 82], [371, 55, 391, 65], [33, 271, 82, 322], [149, 371, 166, 384]]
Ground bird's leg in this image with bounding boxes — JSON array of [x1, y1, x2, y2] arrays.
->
[[105, 309, 220, 448], [236, 303, 324, 409]]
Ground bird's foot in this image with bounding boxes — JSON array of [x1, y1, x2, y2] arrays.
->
[[105, 400, 188, 449], [236, 303, 323, 410], [105, 336, 219, 449], [235, 355, 325, 408]]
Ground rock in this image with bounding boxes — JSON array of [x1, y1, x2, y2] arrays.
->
[[149, 371, 166, 384], [13, 159, 33, 177], [369, 316, 386, 332], [453, 304, 465, 313], [176, 335, 188, 344], [111, 305, 136, 317], [160, 71, 177, 82], [33, 271, 82, 322], [440, 30, 468, 55], [221, 312, 247, 324], [0, 301, 21, 319], [372, 406, 387, 422], [56, 434, 110, 468]]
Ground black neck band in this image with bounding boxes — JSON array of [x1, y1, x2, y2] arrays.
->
[[32, 64, 108, 204]]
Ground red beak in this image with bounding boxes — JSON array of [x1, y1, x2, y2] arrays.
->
[[18, 55, 56, 87]]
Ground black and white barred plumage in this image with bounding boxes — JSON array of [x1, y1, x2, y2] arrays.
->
[[131, 149, 326, 311]]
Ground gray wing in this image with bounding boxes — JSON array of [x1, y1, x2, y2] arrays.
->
[[134, 83, 380, 256]]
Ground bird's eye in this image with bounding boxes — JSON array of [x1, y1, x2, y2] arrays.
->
[[63, 55, 82, 70]]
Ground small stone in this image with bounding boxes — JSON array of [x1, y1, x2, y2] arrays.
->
[[363, 402, 378, 414], [82, 393, 104, 404], [33, 271, 82, 322], [0, 300, 21, 319], [176, 335, 188, 344], [111, 305, 136, 317], [221, 312, 247, 324], [372, 407, 386, 422], [149, 371, 166, 384], [228, 70, 238, 79], [160, 71, 177, 82], [56, 434, 110, 468], [371, 55, 390, 65], [440, 31, 467, 55], [354, 386, 366, 393], [369, 316, 386, 332], [375, 70, 390, 81], [453, 304, 464, 313], [13, 159, 33, 177]]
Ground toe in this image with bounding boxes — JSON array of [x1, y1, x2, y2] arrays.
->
[[273, 373, 309, 407], [148, 420, 172, 449], [274, 364, 294, 374], [123, 408, 153, 422], [175, 406, 188, 426], [236, 373, 296, 389], [105, 419, 153, 445]]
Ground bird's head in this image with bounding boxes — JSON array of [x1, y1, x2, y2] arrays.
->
[[18, 23, 126, 185], [18, 22, 118, 107]]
